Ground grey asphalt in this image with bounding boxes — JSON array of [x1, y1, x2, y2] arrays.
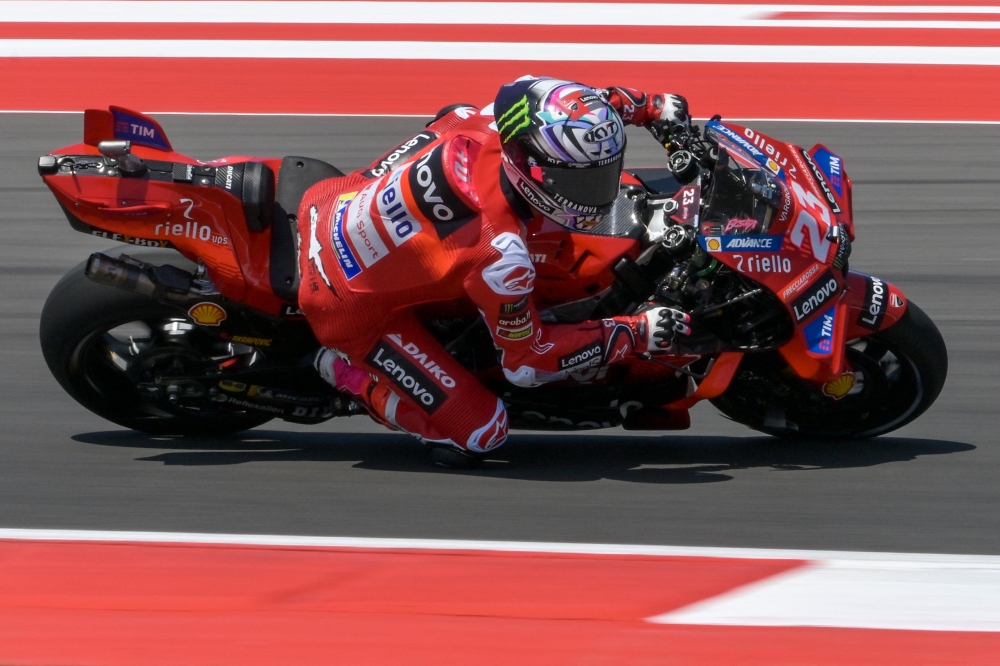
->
[[1, 113, 997, 554]]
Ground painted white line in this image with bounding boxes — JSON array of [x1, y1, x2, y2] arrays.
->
[[1, 528, 999, 567], [650, 559, 1000, 631], [5, 40, 1000, 65], [2, 2, 1000, 28]]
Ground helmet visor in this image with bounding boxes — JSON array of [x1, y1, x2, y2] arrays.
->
[[539, 158, 624, 208]]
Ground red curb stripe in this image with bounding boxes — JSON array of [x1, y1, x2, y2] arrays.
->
[[0, 539, 806, 664], [4, 58, 1000, 121]]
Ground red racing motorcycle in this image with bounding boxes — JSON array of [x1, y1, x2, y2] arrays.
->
[[37, 106, 946, 439]]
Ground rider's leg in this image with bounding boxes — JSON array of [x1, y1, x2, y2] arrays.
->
[[314, 310, 508, 453]]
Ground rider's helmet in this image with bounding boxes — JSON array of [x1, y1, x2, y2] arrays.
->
[[494, 77, 626, 231]]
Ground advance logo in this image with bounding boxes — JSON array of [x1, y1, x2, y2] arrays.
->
[[700, 234, 783, 253], [706, 121, 766, 161]]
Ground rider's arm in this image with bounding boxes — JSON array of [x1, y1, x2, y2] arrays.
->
[[603, 86, 689, 128], [463, 232, 690, 387]]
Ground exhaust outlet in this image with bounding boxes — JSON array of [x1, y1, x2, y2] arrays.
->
[[85, 253, 194, 298], [86, 253, 158, 296]]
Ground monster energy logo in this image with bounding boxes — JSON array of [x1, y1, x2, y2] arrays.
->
[[497, 95, 531, 143]]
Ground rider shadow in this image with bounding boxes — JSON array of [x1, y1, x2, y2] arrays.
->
[[71, 429, 975, 485]]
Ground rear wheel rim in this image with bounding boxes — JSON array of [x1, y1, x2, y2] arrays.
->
[[70, 317, 264, 423]]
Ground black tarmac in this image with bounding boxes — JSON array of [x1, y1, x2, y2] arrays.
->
[[1, 113, 997, 554]]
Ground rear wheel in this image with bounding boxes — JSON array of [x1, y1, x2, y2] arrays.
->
[[40, 249, 274, 436], [711, 301, 947, 439]]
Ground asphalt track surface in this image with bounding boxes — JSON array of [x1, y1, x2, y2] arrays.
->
[[2, 113, 998, 555]]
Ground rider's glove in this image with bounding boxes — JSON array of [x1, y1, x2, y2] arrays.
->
[[647, 94, 690, 127], [608, 306, 692, 357], [646, 94, 691, 146], [641, 306, 692, 352]]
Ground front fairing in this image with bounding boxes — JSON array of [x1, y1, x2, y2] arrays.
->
[[697, 121, 860, 382]]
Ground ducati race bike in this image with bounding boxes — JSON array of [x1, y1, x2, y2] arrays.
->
[[37, 106, 946, 440]]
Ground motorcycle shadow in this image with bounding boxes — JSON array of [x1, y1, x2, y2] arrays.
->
[[71, 429, 975, 485]]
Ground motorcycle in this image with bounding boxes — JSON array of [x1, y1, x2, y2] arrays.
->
[[36, 105, 947, 440]]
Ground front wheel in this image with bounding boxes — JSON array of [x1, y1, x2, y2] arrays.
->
[[711, 301, 947, 439], [39, 249, 274, 436]]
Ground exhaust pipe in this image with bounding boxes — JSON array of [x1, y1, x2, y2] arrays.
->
[[85, 253, 193, 298]]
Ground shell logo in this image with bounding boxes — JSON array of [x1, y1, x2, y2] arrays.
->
[[188, 302, 227, 326], [705, 236, 722, 252], [822, 372, 855, 400], [766, 158, 781, 174]]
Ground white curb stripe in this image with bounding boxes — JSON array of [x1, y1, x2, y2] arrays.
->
[[2, 2, 1000, 28], [1, 528, 1000, 565], [5, 40, 1000, 65], [651, 560, 1000, 631]]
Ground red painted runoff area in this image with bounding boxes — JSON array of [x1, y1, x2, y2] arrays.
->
[[4, 58, 1000, 121], [1, 537, 998, 665]]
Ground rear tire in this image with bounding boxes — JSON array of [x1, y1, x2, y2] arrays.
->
[[711, 301, 947, 439], [40, 248, 273, 436]]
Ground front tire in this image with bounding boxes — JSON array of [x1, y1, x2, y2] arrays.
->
[[711, 301, 947, 439], [39, 249, 274, 436]]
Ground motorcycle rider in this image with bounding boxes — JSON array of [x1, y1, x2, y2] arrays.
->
[[300, 76, 692, 464]]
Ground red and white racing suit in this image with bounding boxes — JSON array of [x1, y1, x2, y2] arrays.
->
[[297, 88, 676, 452]]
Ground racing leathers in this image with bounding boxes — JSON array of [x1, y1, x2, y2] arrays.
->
[[298, 87, 689, 453]]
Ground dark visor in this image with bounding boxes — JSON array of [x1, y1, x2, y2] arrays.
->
[[539, 158, 624, 208]]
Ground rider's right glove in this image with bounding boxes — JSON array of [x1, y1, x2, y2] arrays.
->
[[643, 306, 692, 352], [646, 94, 691, 146], [648, 94, 690, 126], [609, 306, 692, 356]]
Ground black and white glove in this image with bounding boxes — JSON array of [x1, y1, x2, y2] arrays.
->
[[653, 93, 690, 125], [642, 306, 692, 352], [647, 94, 691, 145]]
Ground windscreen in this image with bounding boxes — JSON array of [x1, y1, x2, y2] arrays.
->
[[703, 140, 780, 235]]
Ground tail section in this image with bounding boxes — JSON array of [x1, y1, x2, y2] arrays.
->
[[83, 106, 173, 152]]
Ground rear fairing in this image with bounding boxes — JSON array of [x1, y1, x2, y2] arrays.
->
[[42, 107, 285, 315]]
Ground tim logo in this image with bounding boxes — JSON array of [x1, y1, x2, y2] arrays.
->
[[111, 110, 170, 150], [116, 121, 156, 139]]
